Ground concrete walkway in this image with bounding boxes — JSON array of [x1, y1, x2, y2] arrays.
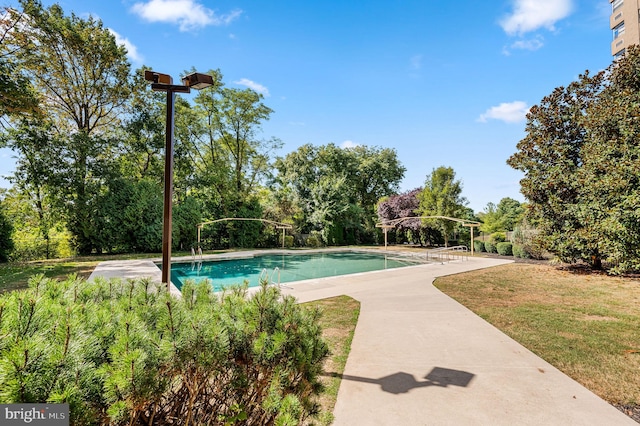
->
[[278, 258, 636, 426], [89, 255, 635, 425]]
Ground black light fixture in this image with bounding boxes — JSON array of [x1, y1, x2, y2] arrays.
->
[[144, 70, 213, 286], [182, 72, 214, 90]]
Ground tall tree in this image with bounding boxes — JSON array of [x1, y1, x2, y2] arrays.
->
[[478, 197, 524, 234], [0, 5, 39, 123], [507, 69, 606, 268], [275, 143, 405, 244], [181, 70, 280, 204], [0, 193, 14, 262], [1, 119, 62, 258], [507, 46, 640, 272], [3, 0, 131, 254], [173, 70, 280, 248], [417, 166, 468, 247], [117, 68, 166, 182]]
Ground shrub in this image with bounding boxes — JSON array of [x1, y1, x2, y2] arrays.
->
[[306, 231, 324, 248], [489, 232, 506, 244], [0, 276, 329, 425], [484, 241, 496, 253], [473, 240, 485, 253], [496, 242, 513, 256], [281, 234, 294, 248], [512, 222, 545, 260], [512, 244, 530, 259]]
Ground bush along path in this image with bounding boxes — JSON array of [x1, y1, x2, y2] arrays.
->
[[0, 275, 329, 425]]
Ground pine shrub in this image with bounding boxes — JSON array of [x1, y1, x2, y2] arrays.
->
[[484, 241, 496, 253], [0, 275, 329, 425], [496, 242, 513, 256], [473, 240, 485, 253]]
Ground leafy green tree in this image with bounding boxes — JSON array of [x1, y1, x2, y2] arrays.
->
[[172, 195, 203, 251], [92, 178, 163, 253], [117, 68, 166, 182], [3, 0, 131, 255], [507, 67, 606, 268], [1, 187, 72, 260], [417, 166, 468, 247], [0, 195, 13, 261], [508, 46, 640, 272], [1, 119, 65, 259], [478, 197, 524, 233], [0, 5, 40, 123], [275, 143, 404, 244], [174, 70, 280, 247]]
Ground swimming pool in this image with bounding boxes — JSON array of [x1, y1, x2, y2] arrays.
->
[[169, 251, 420, 291]]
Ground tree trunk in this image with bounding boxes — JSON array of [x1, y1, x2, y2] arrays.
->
[[591, 255, 602, 270]]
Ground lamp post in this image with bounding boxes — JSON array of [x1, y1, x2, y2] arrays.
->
[[144, 70, 214, 286]]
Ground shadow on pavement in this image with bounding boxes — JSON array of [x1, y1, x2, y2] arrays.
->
[[325, 366, 475, 395]]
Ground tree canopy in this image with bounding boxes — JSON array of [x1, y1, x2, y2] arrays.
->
[[274, 143, 405, 245], [508, 45, 640, 272], [478, 197, 524, 234], [417, 166, 468, 247]]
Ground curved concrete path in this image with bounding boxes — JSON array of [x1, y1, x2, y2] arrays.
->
[[278, 258, 635, 425]]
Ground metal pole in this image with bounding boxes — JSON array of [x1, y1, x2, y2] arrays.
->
[[161, 90, 175, 286]]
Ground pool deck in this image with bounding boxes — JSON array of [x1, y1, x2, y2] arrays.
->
[[88, 251, 635, 425]]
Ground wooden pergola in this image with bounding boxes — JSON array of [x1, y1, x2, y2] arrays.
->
[[197, 218, 293, 248], [375, 216, 481, 254]]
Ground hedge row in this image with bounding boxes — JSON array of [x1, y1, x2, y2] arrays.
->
[[473, 240, 531, 258]]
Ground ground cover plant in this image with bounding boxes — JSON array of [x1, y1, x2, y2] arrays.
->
[[434, 263, 640, 418], [0, 275, 329, 425]]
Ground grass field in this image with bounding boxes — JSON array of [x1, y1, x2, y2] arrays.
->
[[304, 296, 360, 425], [0, 251, 199, 293], [434, 263, 640, 408]]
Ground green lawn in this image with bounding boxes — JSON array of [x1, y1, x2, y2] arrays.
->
[[304, 296, 360, 425], [0, 251, 202, 293], [434, 263, 640, 407]]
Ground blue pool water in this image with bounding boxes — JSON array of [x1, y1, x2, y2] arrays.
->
[[169, 251, 418, 291]]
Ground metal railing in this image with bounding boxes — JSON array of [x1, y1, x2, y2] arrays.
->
[[259, 267, 283, 288], [425, 246, 469, 263], [191, 247, 203, 262]]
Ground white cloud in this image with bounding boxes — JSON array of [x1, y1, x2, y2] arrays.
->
[[478, 101, 529, 123], [500, 0, 573, 36], [131, 0, 242, 32], [234, 78, 270, 96], [341, 140, 359, 149], [109, 29, 143, 64], [410, 54, 423, 70], [510, 37, 544, 51], [502, 35, 544, 55]]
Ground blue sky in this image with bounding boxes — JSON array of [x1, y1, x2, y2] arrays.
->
[[1, 0, 613, 212]]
